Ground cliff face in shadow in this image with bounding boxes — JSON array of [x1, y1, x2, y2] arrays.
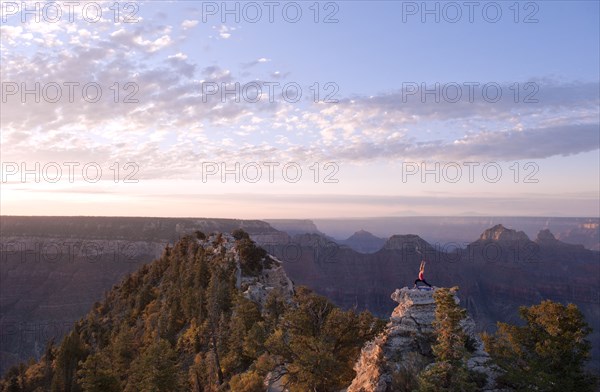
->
[[0, 216, 287, 375], [339, 230, 387, 253]]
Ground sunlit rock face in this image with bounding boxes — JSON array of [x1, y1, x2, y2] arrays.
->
[[348, 287, 504, 392]]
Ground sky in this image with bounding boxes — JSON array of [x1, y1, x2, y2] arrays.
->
[[0, 0, 599, 218]]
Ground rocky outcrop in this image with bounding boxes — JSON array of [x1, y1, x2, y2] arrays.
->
[[535, 229, 586, 251], [348, 287, 502, 392], [199, 232, 295, 308], [478, 224, 530, 243], [340, 230, 387, 254], [535, 229, 557, 243], [240, 260, 295, 307], [382, 235, 435, 253]]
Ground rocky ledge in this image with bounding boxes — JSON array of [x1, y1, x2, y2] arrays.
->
[[348, 287, 504, 392]]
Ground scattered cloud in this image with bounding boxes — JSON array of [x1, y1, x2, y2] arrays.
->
[[212, 24, 235, 39], [242, 57, 272, 68], [181, 19, 199, 30], [1, 10, 598, 183]]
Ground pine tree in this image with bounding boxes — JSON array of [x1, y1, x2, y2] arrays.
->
[[1, 362, 26, 392], [51, 331, 89, 392], [206, 272, 225, 385], [266, 287, 381, 392], [224, 296, 263, 374], [483, 300, 597, 391], [110, 327, 136, 385], [188, 353, 210, 392], [417, 287, 479, 392], [229, 370, 264, 392], [77, 351, 121, 392], [124, 339, 181, 392], [263, 289, 287, 329]]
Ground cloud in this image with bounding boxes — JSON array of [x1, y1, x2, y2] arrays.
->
[[1, 10, 597, 182], [270, 71, 291, 79], [324, 123, 599, 162], [288, 80, 599, 161], [201, 65, 232, 82], [242, 57, 271, 68], [167, 53, 196, 78], [0, 25, 33, 46], [110, 28, 173, 53], [181, 19, 199, 30], [212, 24, 235, 39]]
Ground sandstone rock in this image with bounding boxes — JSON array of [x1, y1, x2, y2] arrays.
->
[[348, 287, 504, 392], [478, 224, 530, 243], [240, 261, 295, 307]]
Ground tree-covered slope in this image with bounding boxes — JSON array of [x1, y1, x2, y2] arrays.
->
[[0, 230, 384, 392]]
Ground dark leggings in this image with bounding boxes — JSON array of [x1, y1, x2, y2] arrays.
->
[[414, 278, 432, 287]]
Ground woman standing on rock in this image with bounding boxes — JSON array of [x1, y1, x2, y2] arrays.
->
[[414, 260, 432, 288]]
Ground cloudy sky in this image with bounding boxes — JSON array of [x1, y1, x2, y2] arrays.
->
[[1, 1, 598, 218]]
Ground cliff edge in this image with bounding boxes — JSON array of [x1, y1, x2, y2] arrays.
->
[[348, 287, 504, 392]]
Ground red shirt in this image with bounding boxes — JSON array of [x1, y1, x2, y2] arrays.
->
[[419, 271, 424, 280]]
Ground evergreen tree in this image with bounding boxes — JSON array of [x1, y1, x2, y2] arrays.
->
[[224, 296, 263, 374], [206, 272, 226, 385], [110, 327, 136, 384], [1, 363, 26, 392], [483, 299, 597, 391], [77, 351, 121, 392], [266, 287, 382, 392], [51, 331, 89, 392], [263, 289, 287, 329], [417, 287, 480, 392], [124, 339, 181, 392], [229, 370, 264, 392]]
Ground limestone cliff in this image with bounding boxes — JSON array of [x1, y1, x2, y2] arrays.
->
[[478, 224, 529, 243], [201, 232, 295, 308], [348, 287, 503, 392]]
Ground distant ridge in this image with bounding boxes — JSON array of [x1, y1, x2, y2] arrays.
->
[[477, 224, 530, 243], [339, 230, 386, 253], [382, 234, 435, 253], [263, 219, 322, 236]]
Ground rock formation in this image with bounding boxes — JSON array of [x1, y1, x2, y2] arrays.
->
[[340, 230, 387, 254], [478, 224, 530, 243], [348, 287, 503, 392], [238, 254, 295, 307], [382, 234, 435, 253], [199, 232, 295, 308]]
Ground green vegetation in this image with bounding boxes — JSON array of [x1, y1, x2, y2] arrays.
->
[[3, 229, 595, 392], [265, 286, 385, 391], [417, 287, 484, 392], [483, 299, 598, 391], [0, 230, 383, 392]]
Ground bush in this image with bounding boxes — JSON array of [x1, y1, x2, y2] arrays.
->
[[237, 239, 266, 276], [229, 371, 264, 392], [232, 229, 250, 241]]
